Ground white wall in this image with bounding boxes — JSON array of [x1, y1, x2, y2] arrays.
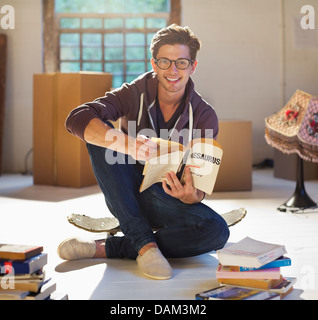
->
[[1, 0, 318, 172], [182, 0, 318, 164], [283, 0, 318, 100], [1, 0, 43, 173]]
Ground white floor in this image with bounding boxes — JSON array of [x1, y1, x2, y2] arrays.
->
[[0, 169, 318, 300]]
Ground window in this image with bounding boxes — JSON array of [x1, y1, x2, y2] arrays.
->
[[44, 0, 181, 88]]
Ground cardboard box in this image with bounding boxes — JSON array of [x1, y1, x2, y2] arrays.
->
[[33, 72, 112, 187], [213, 120, 252, 192], [274, 150, 318, 181]]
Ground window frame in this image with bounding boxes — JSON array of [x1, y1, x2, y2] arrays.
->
[[43, 0, 181, 86]]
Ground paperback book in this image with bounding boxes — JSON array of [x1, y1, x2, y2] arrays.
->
[[217, 276, 284, 290], [216, 264, 281, 280], [195, 285, 280, 300], [216, 237, 287, 268], [239, 256, 291, 271]]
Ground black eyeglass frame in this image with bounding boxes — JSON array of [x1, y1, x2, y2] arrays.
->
[[154, 58, 194, 70]]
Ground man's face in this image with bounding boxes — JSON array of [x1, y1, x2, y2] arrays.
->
[[151, 44, 197, 96]]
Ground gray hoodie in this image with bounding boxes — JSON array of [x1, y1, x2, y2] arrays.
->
[[65, 71, 218, 145]]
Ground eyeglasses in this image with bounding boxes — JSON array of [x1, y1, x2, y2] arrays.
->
[[154, 58, 193, 70]]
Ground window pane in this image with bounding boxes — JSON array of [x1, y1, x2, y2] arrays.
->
[[105, 33, 124, 46], [147, 49, 152, 60], [60, 62, 81, 72], [126, 74, 138, 83], [105, 47, 124, 60], [104, 18, 123, 29], [82, 33, 102, 46], [55, 0, 106, 13], [104, 0, 169, 13], [60, 18, 80, 29], [112, 75, 124, 88], [147, 61, 153, 71], [105, 62, 124, 73], [126, 62, 146, 74], [126, 47, 145, 60], [145, 0, 169, 12], [126, 33, 145, 46], [60, 33, 80, 46], [83, 62, 103, 72], [104, 0, 126, 13], [146, 18, 166, 29], [82, 18, 102, 29], [60, 47, 80, 60], [83, 47, 102, 61], [126, 18, 145, 29], [147, 33, 155, 45]]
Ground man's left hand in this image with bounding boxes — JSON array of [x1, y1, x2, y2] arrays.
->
[[162, 167, 204, 204]]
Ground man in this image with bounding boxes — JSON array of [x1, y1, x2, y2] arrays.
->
[[57, 24, 229, 280]]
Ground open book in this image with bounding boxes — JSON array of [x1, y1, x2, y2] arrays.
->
[[139, 138, 223, 195]]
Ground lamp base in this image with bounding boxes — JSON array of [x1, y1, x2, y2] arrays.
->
[[277, 156, 317, 213], [278, 188, 317, 212]]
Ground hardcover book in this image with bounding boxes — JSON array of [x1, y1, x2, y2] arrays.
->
[[0, 244, 43, 261], [0, 253, 47, 274]]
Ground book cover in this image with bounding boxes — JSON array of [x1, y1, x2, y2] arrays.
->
[[270, 277, 297, 294], [0, 290, 30, 300], [218, 277, 296, 297], [195, 285, 280, 300], [0, 253, 47, 274], [239, 256, 291, 271], [218, 276, 284, 290], [216, 237, 287, 268], [4, 277, 51, 293], [0, 270, 44, 282], [0, 244, 43, 261], [140, 137, 223, 195], [24, 280, 56, 300], [216, 264, 281, 280]]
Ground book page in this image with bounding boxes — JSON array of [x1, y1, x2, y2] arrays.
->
[[139, 149, 183, 192], [181, 138, 223, 194]]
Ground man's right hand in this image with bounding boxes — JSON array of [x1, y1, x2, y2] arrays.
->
[[130, 135, 158, 162], [84, 118, 157, 162]]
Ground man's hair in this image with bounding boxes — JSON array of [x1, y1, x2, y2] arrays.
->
[[150, 24, 201, 61]]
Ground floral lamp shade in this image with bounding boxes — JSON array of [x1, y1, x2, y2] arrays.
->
[[265, 90, 318, 163], [265, 90, 317, 212]]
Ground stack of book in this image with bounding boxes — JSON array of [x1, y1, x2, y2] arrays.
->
[[0, 243, 58, 300], [196, 237, 296, 300]]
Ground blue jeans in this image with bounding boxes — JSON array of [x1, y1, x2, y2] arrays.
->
[[87, 143, 229, 260]]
